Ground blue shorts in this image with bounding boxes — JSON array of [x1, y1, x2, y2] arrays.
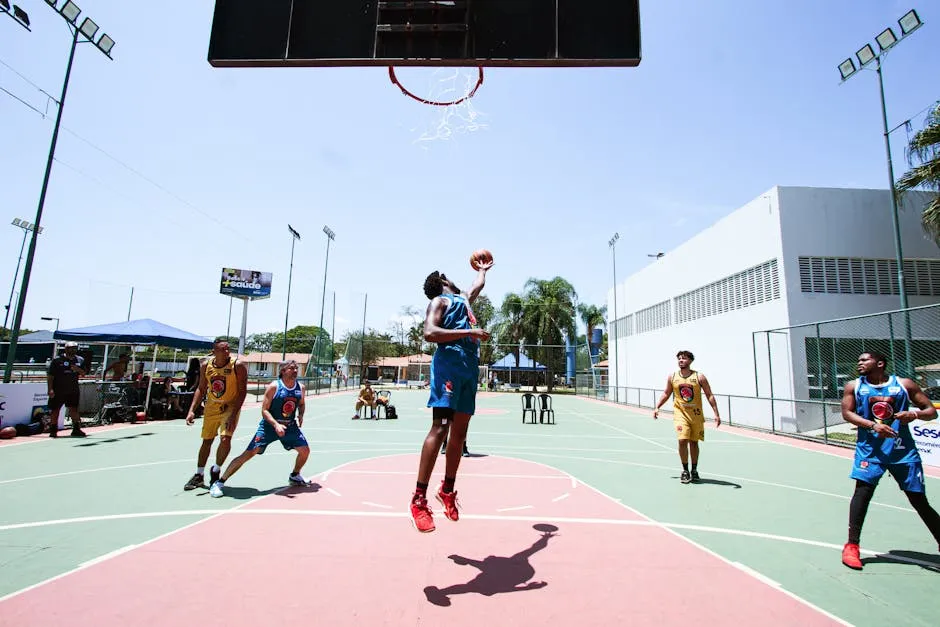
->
[[427, 364, 477, 416], [246, 422, 308, 455], [850, 457, 925, 492]]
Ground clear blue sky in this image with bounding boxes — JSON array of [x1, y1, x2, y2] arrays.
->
[[2, 0, 938, 346]]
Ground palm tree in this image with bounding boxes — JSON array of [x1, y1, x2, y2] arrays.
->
[[520, 277, 578, 391], [896, 102, 940, 243], [577, 303, 607, 363], [492, 292, 525, 367]]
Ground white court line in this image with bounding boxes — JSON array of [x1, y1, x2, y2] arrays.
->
[[496, 505, 534, 513], [508, 449, 916, 514], [362, 501, 393, 509], [79, 544, 138, 569], [325, 488, 342, 497], [334, 470, 570, 480], [0, 507, 932, 572], [569, 410, 674, 452], [551, 493, 570, 502], [0, 454, 380, 604], [0, 423, 144, 447]]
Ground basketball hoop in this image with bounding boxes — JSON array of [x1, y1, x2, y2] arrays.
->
[[388, 66, 484, 106]]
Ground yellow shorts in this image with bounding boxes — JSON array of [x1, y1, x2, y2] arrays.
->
[[674, 415, 705, 441], [201, 410, 238, 439]]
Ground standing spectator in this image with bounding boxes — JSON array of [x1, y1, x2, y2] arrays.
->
[[47, 341, 87, 438]]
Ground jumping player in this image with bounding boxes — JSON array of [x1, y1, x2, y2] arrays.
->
[[210, 360, 310, 497], [183, 338, 248, 491], [652, 350, 721, 484], [840, 351, 940, 570], [410, 262, 492, 532]]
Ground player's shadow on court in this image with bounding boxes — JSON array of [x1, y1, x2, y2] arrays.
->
[[277, 482, 322, 498], [75, 432, 156, 447], [212, 485, 290, 500], [423, 524, 557, 607], [863, 550, 940, 573], [690, 477, 742, 489]]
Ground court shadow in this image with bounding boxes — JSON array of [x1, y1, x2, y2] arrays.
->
[[862, 549, 940, 573], [423, 524, 557, 607], [276, 482, 322, 499], [463, 452, 489, 459], [74, 432, 156, 447], [212, 485, 287, 500], [691, 477, 742, 489]]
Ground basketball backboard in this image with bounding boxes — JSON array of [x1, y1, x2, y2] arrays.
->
[[207, 0, 641, 68]]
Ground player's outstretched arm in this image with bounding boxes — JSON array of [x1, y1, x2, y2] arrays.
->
[[466, 260, 493, 304], [898, 378, 938, 423], [652, 374, 673, 419], [699, 374, 721, 427]]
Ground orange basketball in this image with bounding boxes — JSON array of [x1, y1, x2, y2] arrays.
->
[[470, 248, 493, 270], [0, 426, 16, 440]]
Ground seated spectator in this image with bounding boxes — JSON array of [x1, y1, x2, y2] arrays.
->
[[353, 381, 376, 420]]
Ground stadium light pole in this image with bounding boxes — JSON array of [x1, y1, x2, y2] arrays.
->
[[317, 226, 336, 376], [3, 1, 115, 383], [5, 220, 42, 330], [608, 232, 620, 402], [282, 224, 301, 360], [837, 8, 923, 376], [0, 0, 32, 30], [40, 316, 60, 331]]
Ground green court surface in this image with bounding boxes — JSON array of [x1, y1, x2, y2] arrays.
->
[[1, 390, 938, 625]]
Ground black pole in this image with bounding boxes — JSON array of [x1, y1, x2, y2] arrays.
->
[[3, 227, 29, 330], [4, 27, 79, 383], [283, 234, 297, 360]]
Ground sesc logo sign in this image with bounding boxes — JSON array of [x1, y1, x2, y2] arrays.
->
[[912, 425, 940, 439]]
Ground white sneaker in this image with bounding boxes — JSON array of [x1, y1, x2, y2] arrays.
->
[[289, 473, 307, 486], [209, 480, 224, 498]]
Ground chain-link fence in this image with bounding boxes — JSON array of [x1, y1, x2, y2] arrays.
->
[[751, 303, 940, 443]]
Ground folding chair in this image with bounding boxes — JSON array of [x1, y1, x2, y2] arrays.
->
[[521, 393, 537, 424], [537, 393, 555, 425], [375, 390, 392, 419]]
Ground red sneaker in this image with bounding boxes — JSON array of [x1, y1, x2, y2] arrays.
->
[[436, 485, 460, 522], [410, 494, 435, 533], [842, 543, 863, 570]]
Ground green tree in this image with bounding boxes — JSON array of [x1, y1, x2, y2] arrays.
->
[[520, 277, 578, 391], [577, 303, 607, 364], [472, 294, 496, 365], [491, 292, 525, 367], [897, 102, 940, 243]]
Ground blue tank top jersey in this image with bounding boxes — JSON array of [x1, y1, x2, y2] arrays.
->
[[432, 293, 479, 369], [854, 374, 919, 463], [270, 379, 302, 426]]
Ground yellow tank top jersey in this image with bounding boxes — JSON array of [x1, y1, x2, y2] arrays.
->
[[204, 356, 239, 417], [671, 371, 703, 422]]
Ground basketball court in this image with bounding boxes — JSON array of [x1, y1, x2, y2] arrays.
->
[[1, 390, 938, 626]]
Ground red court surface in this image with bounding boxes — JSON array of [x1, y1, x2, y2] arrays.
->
[[0, 455, 843, 626]]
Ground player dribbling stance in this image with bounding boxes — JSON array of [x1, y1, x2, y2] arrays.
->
[[209, 360, 310, 497]]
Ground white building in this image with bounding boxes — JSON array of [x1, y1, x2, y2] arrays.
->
[[607, 186, 940, 432]]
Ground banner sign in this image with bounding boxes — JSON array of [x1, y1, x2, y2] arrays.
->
[[0, 383, 64, 430], [912, 422, 940, 468], [220, 268, 272, 300]]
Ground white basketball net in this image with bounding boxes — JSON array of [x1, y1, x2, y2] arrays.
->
[[405, 68, 489, 146]]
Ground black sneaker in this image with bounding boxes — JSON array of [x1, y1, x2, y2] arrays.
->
[[210, 466, 220, 485], [462, 444, 470, 457], [690, 470, 700, 482], [184, 473, 205, 491], [680, 470, 691, 484], [70, 429, 87, 438]]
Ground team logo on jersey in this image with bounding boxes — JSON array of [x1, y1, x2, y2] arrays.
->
[[444, 381, 454, 396], [859, 461, 869, 469], [679, 384, 694, 403], [869, 396, 895, 422], [282, 399, 297, 418], [210, 376, 227, 399]]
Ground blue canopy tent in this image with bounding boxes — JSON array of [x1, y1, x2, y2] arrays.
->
[[489, 352, 547, 387], [54, 318, 214, 412]]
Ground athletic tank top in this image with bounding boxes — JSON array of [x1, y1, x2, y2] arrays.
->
[[671, 371, 703, 421], [204, 355, 239, 417], [270, 379, 302, 426], [433, 293, 479, 368], [854, 374, 919, 463]]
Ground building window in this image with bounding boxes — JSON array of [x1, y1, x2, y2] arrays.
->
[[673, 259, 780, 324], [797, 256, 940, 296]]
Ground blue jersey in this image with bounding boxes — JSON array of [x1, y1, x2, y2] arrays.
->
[[854, 374, 920, 464], [269, 379, 302, 426], [432, 293, 479, 371]]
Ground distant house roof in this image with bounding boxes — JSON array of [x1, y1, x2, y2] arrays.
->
[[238, 352, 311, 365], [17, 330, 56, 343], [595, 359, 609, 367], [374, 354, 432, 368]]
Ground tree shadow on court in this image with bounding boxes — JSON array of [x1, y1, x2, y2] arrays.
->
[[424, 524, 557, 607], [862, 550, 940, 573], [74, 432, 155, 447]]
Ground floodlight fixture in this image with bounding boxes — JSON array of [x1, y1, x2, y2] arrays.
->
[[608, 232, 619, 248], [11, 3, 26, 24], [898, 9, 922, 35], [288, 224, 301, 240], [45, 0, 57, 7], [855, 44, 875, 67], [323, 225, 335, 240], [97, 33, 114, 56], [0, 0, 10, 13], [78, 16, 97, 40], [59, 0, 79, 24], [838, 58, 857, 81], [876, 27, 898, 52], [11, 218, 20, 226]]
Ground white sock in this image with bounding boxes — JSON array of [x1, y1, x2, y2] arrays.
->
[[197, 467, 205, 474], [212, 464, 220, 473]]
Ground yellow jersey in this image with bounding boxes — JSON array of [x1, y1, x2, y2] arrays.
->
[[204, 355, 239, 418], [671, 370, 703, 422]]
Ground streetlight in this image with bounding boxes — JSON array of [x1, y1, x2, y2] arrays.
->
[[282, 224, 301, 359], [0, 0, 31, 30], [40, 316, 60, 331], [608, 232, 620, 402], [837, 8, 923, 375], [5, 219, 43, 329], [317, 226, 336, 376], [3, 1, 115, 383], [647, 252, 664, 259]]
